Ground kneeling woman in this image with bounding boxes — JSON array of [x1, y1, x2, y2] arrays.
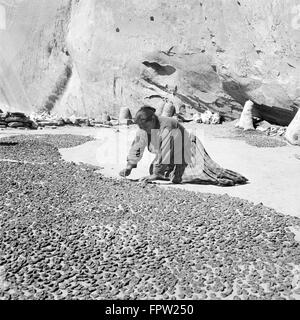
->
[[119, 106, 248, 186]]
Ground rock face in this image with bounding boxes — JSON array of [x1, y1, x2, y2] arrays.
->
[[0, 0, 299, 124], [0, 0, 72, 114]]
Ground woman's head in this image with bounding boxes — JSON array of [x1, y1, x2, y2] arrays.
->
[[134, 105, 158, 132]]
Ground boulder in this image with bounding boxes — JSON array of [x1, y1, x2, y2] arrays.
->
[[235, 100, 255, 131], [37, 120, 60, 127], [0, 112, 9, 120], [256, 120, 272, 132], [119, 107, 132, 120], [201, 110, 213, 124], [68, 115, 80, 125], [102, 113, 111, 122], [63, 118, 73, 125], [192, 112, 202, 123], [7, 122, 27, 128], [162, 101, 176, 117], [119, 107, 133, 124], [211, 112, 221, 125], [285, 110, 300, 145], [10, 112, 26, 118], [30, 121, 39, 130], [5, 117, 30, 123], [82, 119, 91, 127]]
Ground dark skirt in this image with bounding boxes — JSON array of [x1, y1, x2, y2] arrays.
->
[[149, 135, 248, 186]]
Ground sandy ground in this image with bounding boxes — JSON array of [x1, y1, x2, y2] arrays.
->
[[1, 124, 300, 224]]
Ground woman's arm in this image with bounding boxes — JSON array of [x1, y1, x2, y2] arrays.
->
[[119, 130, 148, 177], [126, 129, 148, 168]]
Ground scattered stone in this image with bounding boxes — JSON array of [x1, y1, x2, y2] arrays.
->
[[256, 120, 272, 132], [201, 110, 213, 124], [119, 107, 133, 124], [162, 101, 176, 117], [0, 134, 299, 301], [285, 109, 300, 145], [192, 112, 202, 123]]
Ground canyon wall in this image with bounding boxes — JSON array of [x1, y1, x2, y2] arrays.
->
[[0, 0, 299, 124]]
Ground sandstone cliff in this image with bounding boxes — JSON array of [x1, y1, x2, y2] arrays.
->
[[0, 0, 299, 124]]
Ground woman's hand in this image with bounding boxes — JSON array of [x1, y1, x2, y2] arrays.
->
[[138, 174, 159, 183]]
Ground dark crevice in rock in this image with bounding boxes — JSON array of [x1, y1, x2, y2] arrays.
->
[[253, 104, 298, 126], [175, 93, 200, 109], [211, 65, 217, 72], [222, 81, 248, 105], [187, 94, 211, 109], [226, 104, 244, 113], [113, 76, 118, 97], [287, 63, 296, 68], [216, 47, 225, 53], [141, 77, 174, 94], [142, 61, 176, 76], [142, 76, 199, 109], [160, 46, 176, 56], [63, 49, 70, 56], [48, 94, 58, 104], [56, 64, 72, 96], [141, 77, 239, 120], [145, 95, 164, 100], [222, 80, 298, 125], [47, 44, 53, 56], [40, 64, 73, 114]]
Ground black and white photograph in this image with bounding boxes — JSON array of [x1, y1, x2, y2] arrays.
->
[[0, 0, 300, 309]]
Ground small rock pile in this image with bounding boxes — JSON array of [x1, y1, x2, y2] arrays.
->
[[0, 105, 223, 132], [1, 134, 300, 300], [233, 101, 289, 139], [173, 110, 222, 125], [0, 109, 135, 131], [191, 110, 222, 125], [227, 126, 287, 148], [30, 112, 131, 129], [224, 119, 288, 148], [0, 111, 37, 130], [255, 120, 287, 137]]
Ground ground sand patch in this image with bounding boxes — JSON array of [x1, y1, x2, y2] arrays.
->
[[54, 124, 300, 218]]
